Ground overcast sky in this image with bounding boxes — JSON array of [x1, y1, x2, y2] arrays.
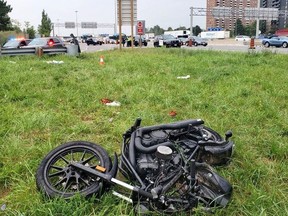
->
[[7, 0, 206, 35]]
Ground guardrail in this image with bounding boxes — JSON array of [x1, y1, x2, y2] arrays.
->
[[0, 45, 78, 57], [0, 48, 36, 56]]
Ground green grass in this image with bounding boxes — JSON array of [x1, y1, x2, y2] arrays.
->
[[0, 48, 287, 215]]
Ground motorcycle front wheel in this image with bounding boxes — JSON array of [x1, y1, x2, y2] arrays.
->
[[36, 141, 112, 198]]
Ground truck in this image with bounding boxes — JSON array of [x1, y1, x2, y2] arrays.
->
[[200, 31, 230, 39], [164, 30, 191, 38]]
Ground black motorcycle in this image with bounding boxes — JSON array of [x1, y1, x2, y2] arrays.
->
[[36, 118, 234, 214]]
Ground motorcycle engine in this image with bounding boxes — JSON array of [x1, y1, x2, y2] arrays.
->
[[137, 130, 174, 178]]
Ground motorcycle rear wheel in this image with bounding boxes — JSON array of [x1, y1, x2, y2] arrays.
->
[[36, 141, 112, 198]]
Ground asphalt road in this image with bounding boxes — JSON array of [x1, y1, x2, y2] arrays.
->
[[79, 40, 288, 54]]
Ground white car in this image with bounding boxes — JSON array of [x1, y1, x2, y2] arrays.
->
[[235, 35, 251, 42]]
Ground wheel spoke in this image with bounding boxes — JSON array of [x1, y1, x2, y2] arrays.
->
[[82, 155, 96, 164], [63, 176, 71, 190], [79, 177, 90, 186], [70, 150, 75, 161], [80, 150, 87, 161], [75, 175, 79, 191], [51, 165, 64, 171], [53, 177, 66, 187], [60, 155, 70, 164], [49, 170, 65, 178]]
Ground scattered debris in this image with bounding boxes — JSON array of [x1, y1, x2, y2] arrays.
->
[[109, 118, 114, 122], [169, 110, 177, 117], [9, 61, 16, 64], [1, 204, 6, 211], [177, 75, 190, 79], [46, 60, 64, 64], [100, 98, 112, 104], [106, 101, 121, 107], [100, 98, 121, 107]]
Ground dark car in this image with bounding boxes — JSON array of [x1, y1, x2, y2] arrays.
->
[[185, 36, 208, 46], [2, 38, 31, 49], [24, 37, 65, 48], [154, 34, 181, 48], [262, 36, 288, 48], [86, 37, 103, 46], [177, 35, 189, 45], [126, 35, 148, 47]]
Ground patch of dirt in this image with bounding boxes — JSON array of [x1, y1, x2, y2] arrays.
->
[[0, 187, 11, 199]]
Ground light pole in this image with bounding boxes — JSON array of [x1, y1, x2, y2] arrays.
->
[[190, 7, 193, 36], [75, 10, 78, 37], [115, 0, 117, 34], [256, 0, 260, 37], [57, 19, 60, 36]]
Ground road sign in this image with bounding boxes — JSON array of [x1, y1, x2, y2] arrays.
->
[[81, 22, 97, 29], [136, 20, 145, 35], [65, 22, 75, 29], [117, 0, 137, 26]]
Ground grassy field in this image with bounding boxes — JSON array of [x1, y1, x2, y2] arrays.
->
[[0, 48, 287, 215]]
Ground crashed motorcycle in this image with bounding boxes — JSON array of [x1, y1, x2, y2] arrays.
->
[[36, 118, 234, 214]]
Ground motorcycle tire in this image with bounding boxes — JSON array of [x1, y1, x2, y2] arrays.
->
[[36, 141, 112, 198]]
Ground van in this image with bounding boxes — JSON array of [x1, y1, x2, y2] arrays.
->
[[235, 35, 250, 42]]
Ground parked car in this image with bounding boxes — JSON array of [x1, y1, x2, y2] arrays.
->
[[154, 34, 181, 48], [177, 35, 189, 45], [235, 35, 250, 42], [262, 36, 288, 48], [86, 37, 103, 45], [2, 38, 31, 49], [185, 36, 208, 46], [24, 37, 65, 48], [81, 34, 93, 43]]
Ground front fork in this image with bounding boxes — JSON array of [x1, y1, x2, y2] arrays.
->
[[70, 154, 154, 200]]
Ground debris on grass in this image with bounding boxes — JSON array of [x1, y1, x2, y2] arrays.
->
[[177, 75, 190, 79], [100, 98, 112, 104], [100, 98, 121, 107], [106, 101, 121, 107], [169, 110, 177, 117], [46, 60, 64, 64], [1, 203, 6, 211], [9, 61, 17, 64]]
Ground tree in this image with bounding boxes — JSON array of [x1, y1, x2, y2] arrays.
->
[[260, 20, 267, 35], [244, 21, 256, 37], [193, 25, 202, 36], [38, 10, 52, 36], [234, 19, 245, 36], [11, 19, 22, 33], [0, 0, 13, 31], [150, 25, 165, 35], [174, 26, 187, 31], [167, 27, 173, 31], [24, 21, 36, 39]]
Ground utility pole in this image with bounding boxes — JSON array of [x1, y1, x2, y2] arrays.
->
[[190, 7, 193, 36], [114, 0, 117, 34], [57, 19, 60, 36], [118, 0, 122, 50], [75, 11, 78, 38], [131, 0, 134, 48], [256, 0, 260, 37]]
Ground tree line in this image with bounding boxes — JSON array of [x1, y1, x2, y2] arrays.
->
[[0, 0, 52, 40]]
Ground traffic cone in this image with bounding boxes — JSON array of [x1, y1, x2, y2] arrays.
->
[[99, 56, 105, 65]]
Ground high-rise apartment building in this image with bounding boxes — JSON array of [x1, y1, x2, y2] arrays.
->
[[261, 0, 288, 28], [206, 0, 258, 31], [207, 0, 288, 30]]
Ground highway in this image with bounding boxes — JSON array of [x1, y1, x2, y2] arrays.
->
[[79, 39, 288, 54]]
